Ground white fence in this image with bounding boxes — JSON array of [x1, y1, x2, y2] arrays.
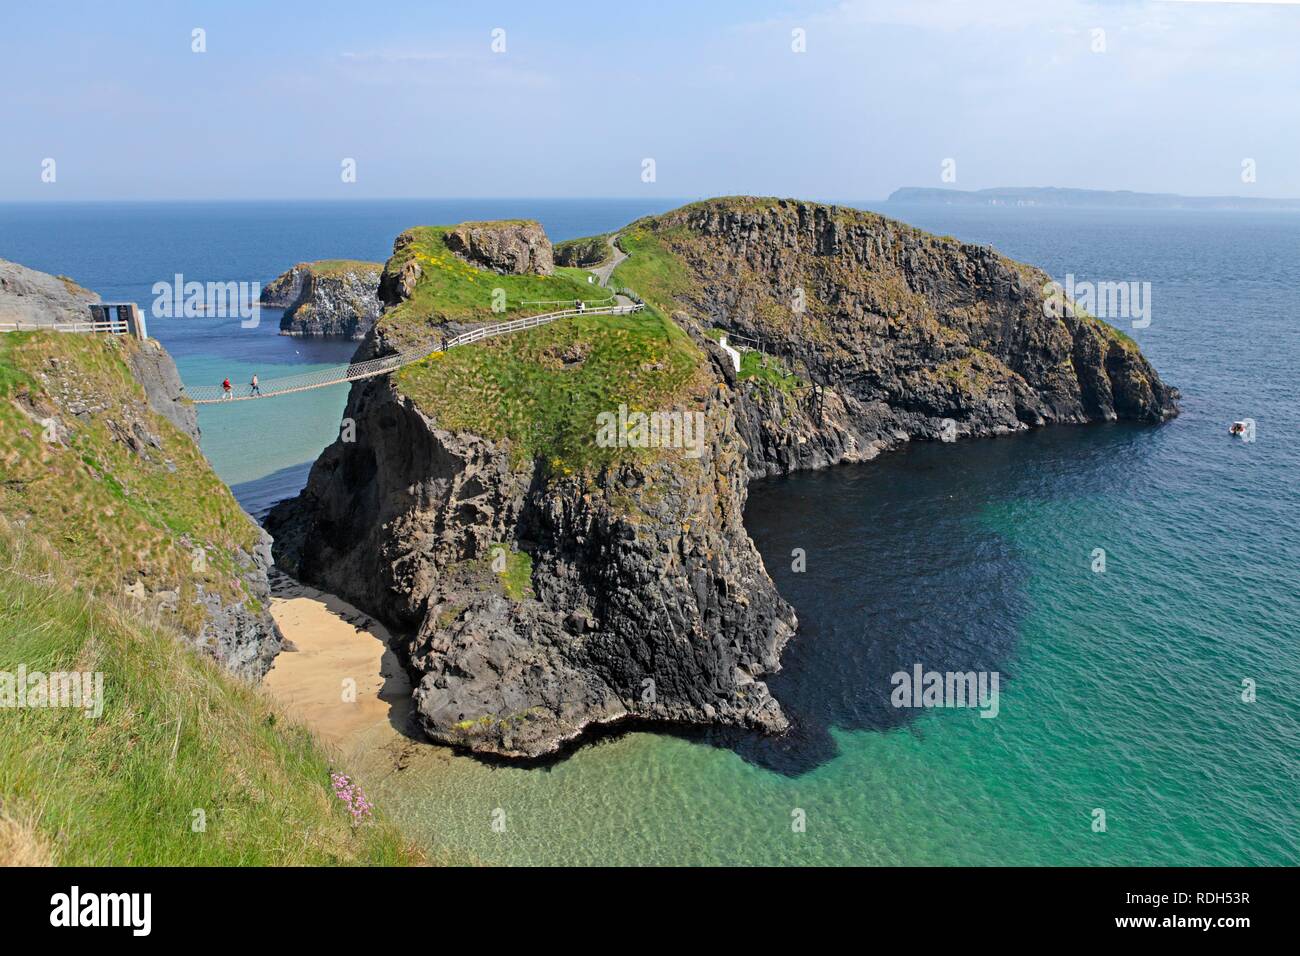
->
[[0, 318, 130, 335]]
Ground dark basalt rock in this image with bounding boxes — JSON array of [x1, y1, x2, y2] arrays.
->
[[269, 198, 1180, 757], [268, 371, 794, 758], [262, 262, 383, 340], [652, 198, 1179, 477]]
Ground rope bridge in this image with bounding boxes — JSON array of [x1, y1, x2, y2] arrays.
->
[[186, 302, 644, 404]]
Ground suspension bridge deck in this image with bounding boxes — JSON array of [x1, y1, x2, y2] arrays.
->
[[186, 301, 643, 404]]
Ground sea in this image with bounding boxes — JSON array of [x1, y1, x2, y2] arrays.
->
[[1, 198, 1296, 865]]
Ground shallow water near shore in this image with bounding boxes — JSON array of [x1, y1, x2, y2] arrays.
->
[[352, 423, 1299, 866], [336, 203, 1300, 866], [4, 199, 1296, 864]]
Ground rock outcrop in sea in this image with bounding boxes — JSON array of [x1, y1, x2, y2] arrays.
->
[[267, 199, 1179, 758], [641, 198, 1179, 477], [262, 261, 383, 340]]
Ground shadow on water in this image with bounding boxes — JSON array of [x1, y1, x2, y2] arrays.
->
[[239, 422, 1167, 779], [704, 422, 1162, 776], [229, 460, 315, 520]]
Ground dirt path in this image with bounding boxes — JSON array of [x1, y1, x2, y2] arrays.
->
[[591, 234, 631, 305]]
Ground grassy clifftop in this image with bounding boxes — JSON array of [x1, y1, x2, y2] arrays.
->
[[0, 332, 257, 633], [397, 308, 705, 472], [0, 329, 432, 864], [306, 258, 384, 276], [377, 221, 709, 472], [378, 224, 606, 346], [0, 516, 420, 865]]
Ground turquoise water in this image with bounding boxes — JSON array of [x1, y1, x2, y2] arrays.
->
[[3, 200, 1296, 864], [363, 428, 1299, 866]]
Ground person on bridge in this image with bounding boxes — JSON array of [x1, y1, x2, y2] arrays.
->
[[221, 377, 233, 400], [250, 373, 261, 396]]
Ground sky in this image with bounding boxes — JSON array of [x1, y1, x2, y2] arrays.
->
[[2, 0, 1298, 200]]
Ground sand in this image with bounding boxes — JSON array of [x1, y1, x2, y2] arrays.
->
[[262, 575, 415, 759]]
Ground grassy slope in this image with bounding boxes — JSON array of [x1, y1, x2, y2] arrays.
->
[[398, 309, 704, 472], [380, 226, 612, 345], [0, 331, 432, 864], [0, 332, 258, 632], [0, 518, 421, 865], [382, 224, 707, 472]]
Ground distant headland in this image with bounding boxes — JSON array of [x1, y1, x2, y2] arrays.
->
[[888, 186, 1300, 211]]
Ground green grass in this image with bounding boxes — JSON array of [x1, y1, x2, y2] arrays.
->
[[379, 226, 614, 347], [738, 349, 801, 392], [608, 227, 696, 315], [0, 336, 33, 397], [490, 544, 534, 601], [397, 308, 706, 473], [554, 265, 605, 290], [0, 332, 262, 633], [0, 517, 425, 866], [308, 259, 383, 276]]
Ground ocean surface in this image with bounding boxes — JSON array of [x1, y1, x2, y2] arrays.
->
[[2, 199, 1296, 865]]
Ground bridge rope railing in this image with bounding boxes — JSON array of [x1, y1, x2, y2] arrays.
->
[[187, 302, 643, 404]]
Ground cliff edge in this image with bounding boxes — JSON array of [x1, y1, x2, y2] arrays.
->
[[268, 199, 1178, 757], [1, 260, 282, 680]]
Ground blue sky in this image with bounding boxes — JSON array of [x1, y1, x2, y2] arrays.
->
[[2, 0, 1298, 200]]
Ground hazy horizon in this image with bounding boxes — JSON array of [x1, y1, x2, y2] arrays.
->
[[4, 0, 1299, 201]]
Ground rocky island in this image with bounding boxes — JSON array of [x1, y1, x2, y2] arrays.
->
[[262, 259, 384, 340], [267, 198, 1178, 760]]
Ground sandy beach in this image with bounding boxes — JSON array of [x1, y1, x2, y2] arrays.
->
[[262, 574, 415, 760]]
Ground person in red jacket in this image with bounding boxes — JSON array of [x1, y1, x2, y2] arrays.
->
[[221, 377, 233, 400]]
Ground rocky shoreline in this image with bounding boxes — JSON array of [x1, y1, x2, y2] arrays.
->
[[265, 199, 1180, 759]]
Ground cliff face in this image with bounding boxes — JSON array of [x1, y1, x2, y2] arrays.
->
[[268, 217, 793, 757], [262, 261, 383, 340], [269, 375, 793, 757], [269, 199, 1179, 758], [630, 198, 1178, 476], [554, 234, 612, 268], [443, 220, 554, 275], [1, 261, 281, 681]]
